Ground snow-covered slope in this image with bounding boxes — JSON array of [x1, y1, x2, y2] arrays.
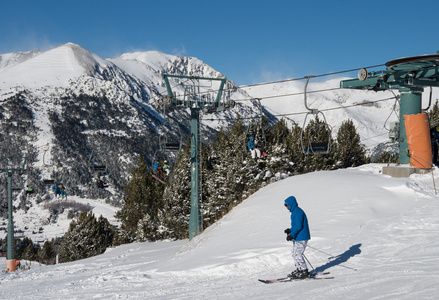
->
[[0, 43, 109, 90], [1, 164, 438, 299], [0, 48, 40, 70]]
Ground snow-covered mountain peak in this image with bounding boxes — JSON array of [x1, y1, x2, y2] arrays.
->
[[0, 43, 109, 91], [55, 42, 109, 72], [114, 50, 221, 79], [0, 48, 41, 70], [117, 50, 178, 67]]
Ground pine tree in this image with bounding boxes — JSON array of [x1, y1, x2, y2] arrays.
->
[[38, 241, 56, 265], [161, 137, 192, 239], [22, 242, 38, 261], [428, 100, 439, 127], [58, 211, 115, 262], [374, 151, 399, 164], [135, 213, 166, 241], [300, 117, 335, 172], [14, 237, 33, 259], [265, 118, 294, 175], [289, 124, 306, 174], [203, 116, 265, 223], [335, 119, 368, 168], [115, 156, 164, 240]]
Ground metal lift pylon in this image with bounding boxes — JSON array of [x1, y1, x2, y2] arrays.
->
[[0, 156, 27, 272], [341, 52, 439, 166], [162, 74, 235, 240]]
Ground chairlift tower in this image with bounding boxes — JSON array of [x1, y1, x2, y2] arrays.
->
[[162, 74, 234, 240], [341, 52, 439, 164], [0, 156, 27, 272]]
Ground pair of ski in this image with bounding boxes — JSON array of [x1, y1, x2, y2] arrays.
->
[[259, 272, 333, 284], [152, 174, 166, 184]]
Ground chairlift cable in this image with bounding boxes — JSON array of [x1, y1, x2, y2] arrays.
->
[[202, 95, 396, 121], [149, 63, 385, 104], [169, 87, 343, 104], [236, 64, 386, 90]]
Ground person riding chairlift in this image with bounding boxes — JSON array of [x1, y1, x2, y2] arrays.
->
[[248, 136, 263, 159], [26, 185, 34, 196], [163, 160, 170, 176], [154, 161, 164, 178], [96, 177, 108, 189]]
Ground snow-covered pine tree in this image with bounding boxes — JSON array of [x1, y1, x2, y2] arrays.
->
[[135, 213, 166, 242], [161, 137, 192, 239], [335, 119, 368, 168], [202, 116, 265, 225], [265, 118, 294, 176], [115, 156, 164, 240], [288, 124, 306, 174], [38, 240, 56, 265], [428, 100, 439, 127], [58, 211, 115, 262]]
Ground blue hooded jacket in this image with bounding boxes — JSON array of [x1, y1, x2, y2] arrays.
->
[[247, 136, 256, 150], [285, 196, 310, 241]]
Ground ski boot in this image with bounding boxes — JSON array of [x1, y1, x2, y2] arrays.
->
[[287, 269, 299, 278], [288, 269, 309, 279]]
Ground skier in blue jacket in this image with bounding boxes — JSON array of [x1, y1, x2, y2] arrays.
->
[[284, 195, 311, 279]]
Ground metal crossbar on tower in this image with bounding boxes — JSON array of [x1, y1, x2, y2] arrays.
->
[[0, 156, 27, 272], [340, 52, 439, 164], [161, 74, 234, 239]]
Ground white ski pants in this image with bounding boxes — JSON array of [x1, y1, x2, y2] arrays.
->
[[292, 240, 308, 270], [250, 148, 261, 158]]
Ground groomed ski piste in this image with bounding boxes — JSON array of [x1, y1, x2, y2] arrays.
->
[[1, 163, 439, 299]]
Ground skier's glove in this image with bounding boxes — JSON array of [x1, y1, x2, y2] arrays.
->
[[286, 235, 293, 241], [284, 228, 291, 234]]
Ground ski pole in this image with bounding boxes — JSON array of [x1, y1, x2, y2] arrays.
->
[[294, 239, 336, 258], [303, 253, 315, 272], [294, 239, 358, 271]]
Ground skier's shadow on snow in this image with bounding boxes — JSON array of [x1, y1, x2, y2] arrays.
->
[[312, 243, 361, 273]]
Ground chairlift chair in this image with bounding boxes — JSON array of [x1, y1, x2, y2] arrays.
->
[[300, 76, 332, 155], [152, 111, 183, 171], [300, 111, 332, 155], [43, 179, 55, 185], [92, 165, 107, 171], [164, 143, 180, 151], [244, 99, 267, 159], [159, 116, 182, 153]]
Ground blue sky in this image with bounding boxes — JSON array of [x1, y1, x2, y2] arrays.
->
[[1, 0, 439, 85]]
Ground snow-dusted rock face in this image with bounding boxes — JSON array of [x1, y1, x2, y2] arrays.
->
[[0, 48, 41, 70]]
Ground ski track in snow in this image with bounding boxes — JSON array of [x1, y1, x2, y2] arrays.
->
[[1, 164, 439, 299]]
